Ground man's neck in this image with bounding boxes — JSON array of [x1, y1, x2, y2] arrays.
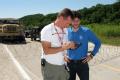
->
[[54, 19, 64, 31], [73, 27, 79, 32]]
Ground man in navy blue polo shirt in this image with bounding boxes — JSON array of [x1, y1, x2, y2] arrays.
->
[[64, 11, 101, 80]]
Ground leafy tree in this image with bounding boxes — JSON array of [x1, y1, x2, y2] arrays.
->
[[19, 1, 120, 29]]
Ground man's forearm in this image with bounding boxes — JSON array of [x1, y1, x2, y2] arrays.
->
[[92, 39, 101, 56], [43, 47, 64, 55]]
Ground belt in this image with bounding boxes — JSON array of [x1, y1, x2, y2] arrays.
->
[[69, 58, 86, 63]]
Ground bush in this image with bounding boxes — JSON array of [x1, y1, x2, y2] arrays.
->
[[85, 23, 120, 45]]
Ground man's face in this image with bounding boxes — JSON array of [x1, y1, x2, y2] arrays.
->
[[62, 16, 72, 28], [72, 18, 80, 29]]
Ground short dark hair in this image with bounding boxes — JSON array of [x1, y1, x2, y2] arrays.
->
[[57, 8, 74, 19], [73, 11, 81, 19]]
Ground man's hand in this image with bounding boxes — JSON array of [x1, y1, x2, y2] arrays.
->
[[64, 55, 70, 63], [62, 42, 70, 50], [82, 54, 93, 63], [69, 41, 76, 49], [62, 41, 76, 50]]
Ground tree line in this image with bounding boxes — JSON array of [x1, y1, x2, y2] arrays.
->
[[19, 1, 120, 29]]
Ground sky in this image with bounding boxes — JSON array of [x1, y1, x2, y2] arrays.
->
[[0, 0, 117, 18]]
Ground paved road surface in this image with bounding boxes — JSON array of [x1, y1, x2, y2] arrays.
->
[[0, 38, 120, 80]]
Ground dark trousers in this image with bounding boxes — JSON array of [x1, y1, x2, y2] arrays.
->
[[67, 61, 89, 80]]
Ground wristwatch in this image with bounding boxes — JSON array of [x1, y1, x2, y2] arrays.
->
[[90, 52, 94, 59]]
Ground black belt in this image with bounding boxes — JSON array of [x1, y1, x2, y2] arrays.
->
[[69, 58, 86, 63]]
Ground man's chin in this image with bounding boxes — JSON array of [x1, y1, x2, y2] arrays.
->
[[74, 26, 79, 28]]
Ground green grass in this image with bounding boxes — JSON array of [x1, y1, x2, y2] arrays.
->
[[86, 24, 120, 46]]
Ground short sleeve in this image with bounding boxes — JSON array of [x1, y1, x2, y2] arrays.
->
[[41, 27, 52, 42]]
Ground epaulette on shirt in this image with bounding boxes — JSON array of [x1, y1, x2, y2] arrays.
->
[[80, 26, 89, 32]]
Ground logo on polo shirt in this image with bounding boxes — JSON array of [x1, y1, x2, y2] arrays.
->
[[79, 35, 83, 40]]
